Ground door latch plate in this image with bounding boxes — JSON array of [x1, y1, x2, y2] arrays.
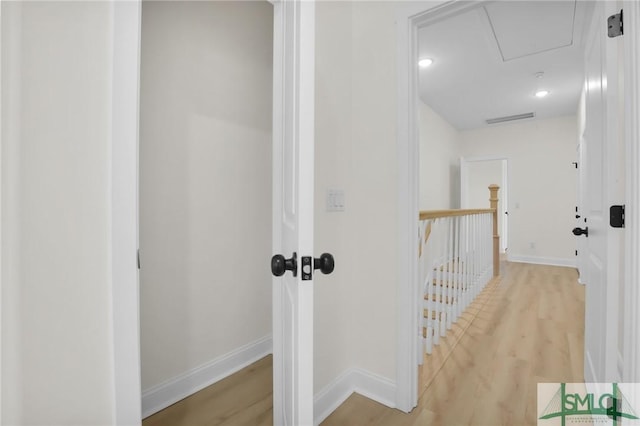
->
[[301, 256, 312, 280]]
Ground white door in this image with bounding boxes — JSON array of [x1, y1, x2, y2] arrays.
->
[[576, 138, 586, 285], [582, 5, 607, 380], [581, 1, 624, 383], [271, 1, 316, 425], [622, 0, 640, 386]]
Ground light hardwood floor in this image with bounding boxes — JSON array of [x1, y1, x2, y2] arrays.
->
[[143, 261, 584, 426], [142, 356, 273, 426]]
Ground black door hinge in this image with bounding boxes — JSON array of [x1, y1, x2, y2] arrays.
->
[[575, 250, 578, 256], [137, 249, 141, 269], [608, 9, 623, 38], [610, 205, 625, 228], [572, 162, 578, 169]]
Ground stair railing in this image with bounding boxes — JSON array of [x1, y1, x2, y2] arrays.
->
[[418, 185, 500, 355]]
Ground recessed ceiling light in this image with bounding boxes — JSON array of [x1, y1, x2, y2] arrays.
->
[[535, 90, 550, 98], [418, 58, 433, 68]]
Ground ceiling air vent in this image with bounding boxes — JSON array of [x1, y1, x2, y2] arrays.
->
[[485, 112, 535, 125]]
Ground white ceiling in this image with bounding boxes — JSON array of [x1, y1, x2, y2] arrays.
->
[[418, 1, 593, 130]]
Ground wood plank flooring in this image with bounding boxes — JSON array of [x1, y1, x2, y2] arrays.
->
[[142, 356, 273, 426], [143, 261, 584, 426]]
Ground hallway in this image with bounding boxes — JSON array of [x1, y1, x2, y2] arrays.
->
[[324, 261, 584, 425], [143, 261, 584, 425]]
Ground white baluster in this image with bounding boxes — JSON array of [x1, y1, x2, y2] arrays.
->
[[474, 214, 480, 297], [419, 221, 428, 357], [452, 215, 460, 322], [486, 214, 490, 281], [439, 218, 448, 337], [467, 215, 473, 307], [433, 219, 441, 347], [480, 214, 488, 288], [461, 214, 468, 312], [445, 217, 453, 330], [484, 213, 493, 283], [488, 212, 493, 280], [423, 220, 434, 354]]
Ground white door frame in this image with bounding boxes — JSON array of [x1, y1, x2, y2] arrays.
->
[[108, 0, 300, 423], [396, 0, 640, 410], [110, 0, 142, 424], [622, 0, 640, 383], [395, 0, 481, 411], [460, 156, 508, 252]]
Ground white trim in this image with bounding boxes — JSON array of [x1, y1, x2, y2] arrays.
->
[[351, 369, 396, 409], [395, 1, 419, 412], [0, 4, 4, 419], [501, 159, 508, 251], [623, 0, 640, 383], [396, 1, 488, 412], [141, 336, 273, 418], [313, 369, 354, 426], [585, 350, 598, 384], [507, 255, 577, 268], [110, 1, 142, 424], [313, 368, 396, 426], [271, 2, 284, 422]]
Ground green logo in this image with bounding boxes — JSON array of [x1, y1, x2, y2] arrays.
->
[[539, 383, 639, 426]]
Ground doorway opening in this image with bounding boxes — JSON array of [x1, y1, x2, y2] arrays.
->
[[402, 0, 591, 409], [138, 1, 274, 419], [460, 157, 509, 254]]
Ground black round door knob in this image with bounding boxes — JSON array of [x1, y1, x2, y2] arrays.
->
[[271, 252, 297, 277], [314, 253, 335, 275], [572, 227, 589, 237]]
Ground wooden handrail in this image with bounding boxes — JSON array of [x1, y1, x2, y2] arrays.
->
[[419, 184, 500, 276], [419, 208, 495, 220]]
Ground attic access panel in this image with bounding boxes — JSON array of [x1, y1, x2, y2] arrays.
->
[[484, 0, 577, 61]]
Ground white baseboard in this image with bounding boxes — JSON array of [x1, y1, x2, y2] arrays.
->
[[313, 368, 396, 426], [142, 337, 395, 423], [507, 254, 577, 268], [141, 335, 272, 418]]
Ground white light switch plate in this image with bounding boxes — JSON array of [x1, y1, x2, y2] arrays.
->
[[326, 189, 345, 212]]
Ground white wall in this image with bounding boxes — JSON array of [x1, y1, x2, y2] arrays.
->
[[139, 1, 273, 391], [314, 0, 353, 393], [1, 2, 23, 423], [466, 161, 501, 209], [313, 0, 401, 395], [419, 100, 461, 210], [1, 2, 115, 424], [464, 160, 505, 251], [347, 0, 400, 383], [460, 116, 579, 265]]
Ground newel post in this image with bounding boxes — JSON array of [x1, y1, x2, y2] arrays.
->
[[489, 184, 500, 277]]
